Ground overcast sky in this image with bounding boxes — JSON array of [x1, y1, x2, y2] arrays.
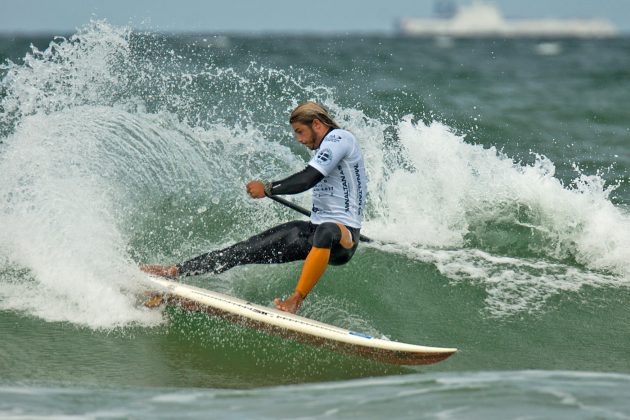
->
[[1, 0, 629, 34]]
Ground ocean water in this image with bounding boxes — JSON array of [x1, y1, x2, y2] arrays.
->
[[1, 21, 629, 418]]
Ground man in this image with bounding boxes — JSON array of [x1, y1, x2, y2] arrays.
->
[[141, 101, 367, 314]]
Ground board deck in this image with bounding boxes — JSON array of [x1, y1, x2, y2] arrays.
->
[[144, 275, 457, 365]]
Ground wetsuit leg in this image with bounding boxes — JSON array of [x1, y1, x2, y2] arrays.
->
[[176, 221, 314, 276], [315, 223, 360, 266]]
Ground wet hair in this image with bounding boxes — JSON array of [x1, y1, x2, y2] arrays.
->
[[289, 101, 340, 129]]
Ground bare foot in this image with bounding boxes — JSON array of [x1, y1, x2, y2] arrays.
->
[[140, 264, 178, 278], [273, 291, 304, 314], [143, 293, 165, 308]]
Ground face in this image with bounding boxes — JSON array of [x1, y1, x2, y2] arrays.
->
[[291, 122, 319, 150]]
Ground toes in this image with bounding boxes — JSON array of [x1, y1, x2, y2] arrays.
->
[[273, 298, 284, 310]]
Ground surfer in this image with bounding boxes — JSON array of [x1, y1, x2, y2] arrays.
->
[[141, 102, 367, 314]]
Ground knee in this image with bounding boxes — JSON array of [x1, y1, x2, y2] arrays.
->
[[313, 222, 340, 249], [329, 253, 352, 266], [329, 241, 359, 266]]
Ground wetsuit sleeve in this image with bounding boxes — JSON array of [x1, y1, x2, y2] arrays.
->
[[269, 165, 324, 195]]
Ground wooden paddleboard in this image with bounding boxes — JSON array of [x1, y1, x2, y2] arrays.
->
[[144, 275, 457, 365]]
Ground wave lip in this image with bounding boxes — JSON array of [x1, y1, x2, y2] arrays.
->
[[0, 109, 163, 328]]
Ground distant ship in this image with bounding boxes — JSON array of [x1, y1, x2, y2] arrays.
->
[[397, 1, 617, 38]]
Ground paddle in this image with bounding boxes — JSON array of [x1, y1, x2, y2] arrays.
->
[[267, 195, 373, 243]]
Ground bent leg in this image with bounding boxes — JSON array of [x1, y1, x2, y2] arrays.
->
[[294, 222, 354, 297], [276, 223, 345, 313], [275, 223, 356, 313]]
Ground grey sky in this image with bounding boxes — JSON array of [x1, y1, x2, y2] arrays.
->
[[1, 0, 629, 33]]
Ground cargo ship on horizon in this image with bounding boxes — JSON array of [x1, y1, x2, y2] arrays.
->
[[396, 1, 618, 38]]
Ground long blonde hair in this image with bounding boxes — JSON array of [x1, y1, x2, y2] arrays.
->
[[289, 101, 340, 129]]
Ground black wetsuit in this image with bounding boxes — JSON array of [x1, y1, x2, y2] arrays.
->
[[177, 220, 360, 276]]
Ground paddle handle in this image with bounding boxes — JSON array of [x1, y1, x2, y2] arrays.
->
[[268, 195, 311, 218], [267, 195, 372, 243]]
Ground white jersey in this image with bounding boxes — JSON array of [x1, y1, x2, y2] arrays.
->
[[308, 129, 367, 229]]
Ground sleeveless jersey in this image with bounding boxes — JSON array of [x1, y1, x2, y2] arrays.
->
[[307, 129, 367, 229]]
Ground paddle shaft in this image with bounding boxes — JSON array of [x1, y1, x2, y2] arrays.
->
[[267, 195, 372, 243]]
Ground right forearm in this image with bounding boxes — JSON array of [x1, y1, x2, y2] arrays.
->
[[269, 165, 324, 195]]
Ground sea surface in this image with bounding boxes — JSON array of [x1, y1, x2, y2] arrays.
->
[[1, 22, 629, 419]]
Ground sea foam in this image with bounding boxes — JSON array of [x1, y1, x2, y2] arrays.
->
[[365, 117, 630, 315]]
